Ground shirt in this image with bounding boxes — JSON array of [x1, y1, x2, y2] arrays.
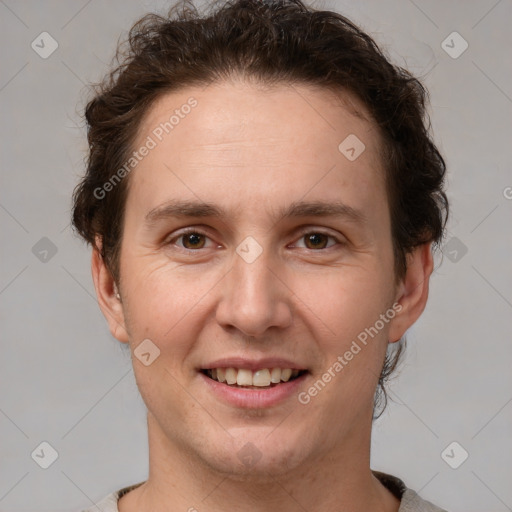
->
[[79, 471, 448, 511]]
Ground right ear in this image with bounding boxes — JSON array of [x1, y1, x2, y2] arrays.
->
[[91, 237, 129, 344]]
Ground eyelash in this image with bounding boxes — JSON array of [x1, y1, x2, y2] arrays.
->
[[166, 228, 343, 252]]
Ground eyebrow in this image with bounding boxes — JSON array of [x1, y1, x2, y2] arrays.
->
[[144, 199, 367, 227]]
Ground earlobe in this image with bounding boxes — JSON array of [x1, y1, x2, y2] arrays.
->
[[388, 243, 434, 343], [91, 242, 130, 344]]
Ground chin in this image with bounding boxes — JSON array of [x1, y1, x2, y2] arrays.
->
[[194, 426, 312, 480]]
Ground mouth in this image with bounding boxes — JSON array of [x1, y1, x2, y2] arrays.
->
[[200, 367, 308, 389]]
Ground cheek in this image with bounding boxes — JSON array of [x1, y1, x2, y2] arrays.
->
[[297, 265, 396, 408], [131, 360, 202, 442], [122, 262, 209, 419], [297, 264, 395, 343], [122, 255, 218, 327]]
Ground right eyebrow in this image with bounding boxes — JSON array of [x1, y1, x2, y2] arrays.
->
[[144, 200, 225, 227]]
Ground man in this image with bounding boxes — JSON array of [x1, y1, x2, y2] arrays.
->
[[72, 1, 449, 510]]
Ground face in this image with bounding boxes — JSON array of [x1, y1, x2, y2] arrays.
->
[[94, 80, 430, 478]]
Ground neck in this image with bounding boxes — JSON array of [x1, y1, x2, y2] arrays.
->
[[119, 413, 400, 512]]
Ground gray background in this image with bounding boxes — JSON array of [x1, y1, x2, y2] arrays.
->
[[1, 0, 511, 511]]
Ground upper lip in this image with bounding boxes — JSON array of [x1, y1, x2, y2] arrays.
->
[[200, 357, 308, 371]]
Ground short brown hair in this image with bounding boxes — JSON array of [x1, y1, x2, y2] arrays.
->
[[71, 0, 448, 416]]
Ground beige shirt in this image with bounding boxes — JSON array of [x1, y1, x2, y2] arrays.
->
[[80, 471, 448, 511]]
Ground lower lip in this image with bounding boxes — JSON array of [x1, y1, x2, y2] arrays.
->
[[199, 372, 308, 409]]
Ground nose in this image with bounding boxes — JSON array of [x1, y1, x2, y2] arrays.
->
[[215, 247, 293, 338]]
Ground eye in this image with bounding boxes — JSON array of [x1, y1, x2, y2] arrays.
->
[[169, 230, 215, 250], [292, 231, 340, 250], [166, 229, 342, 252]]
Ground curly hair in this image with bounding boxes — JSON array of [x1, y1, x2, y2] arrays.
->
[[71, 0, 448, 417]]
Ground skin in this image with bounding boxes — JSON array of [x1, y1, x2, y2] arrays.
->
[[92, 79, 433, 512]]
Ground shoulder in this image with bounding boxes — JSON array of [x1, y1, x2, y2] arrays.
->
[[78, 482, 145, 512], [373, 471, 449, 512], [400, 488, 449, 512], [80, 476, 448, 512], [79, 491, 119, 512]]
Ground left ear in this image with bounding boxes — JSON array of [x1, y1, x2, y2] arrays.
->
[[388, 242, 434, 343]]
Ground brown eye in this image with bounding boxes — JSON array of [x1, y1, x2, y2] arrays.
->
[[181, 232, 206, 249], [303, 233, 330, 249]]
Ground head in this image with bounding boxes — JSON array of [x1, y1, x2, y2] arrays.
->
[[72, 0, 447, 477]]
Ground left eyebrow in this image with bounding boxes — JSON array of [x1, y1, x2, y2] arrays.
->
[[143, 199, 367, 227], [275, 200, 367, 224]]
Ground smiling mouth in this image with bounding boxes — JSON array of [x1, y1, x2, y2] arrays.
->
[[201, 367, 308, 389]]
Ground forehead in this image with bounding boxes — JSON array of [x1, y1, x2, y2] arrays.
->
[[136, 79, 380, 155], [127, 80, 386, 222]]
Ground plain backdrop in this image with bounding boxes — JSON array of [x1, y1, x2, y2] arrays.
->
[[1, 1, 511, 511]]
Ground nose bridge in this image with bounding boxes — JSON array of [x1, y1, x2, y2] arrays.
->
[[216, 239, 292, 336], [233, 248, 274, 302]]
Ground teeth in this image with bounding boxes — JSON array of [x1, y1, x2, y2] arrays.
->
[[253, 369, 271, 387], [236, 369, 253, 386], [206, 367, 303, 387], [225, 367, 237, 385], [281, 368, 292, 382], [270, 368, 281, 383]]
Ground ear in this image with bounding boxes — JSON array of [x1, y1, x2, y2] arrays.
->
[[91, 238, 129, 344], [388, 242, 434, 343]]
